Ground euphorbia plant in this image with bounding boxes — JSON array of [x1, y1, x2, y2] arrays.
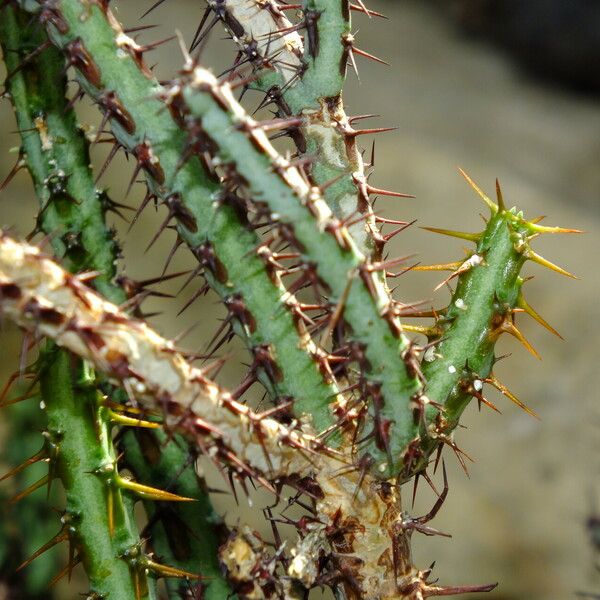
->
[[0, 0, 578, 598]]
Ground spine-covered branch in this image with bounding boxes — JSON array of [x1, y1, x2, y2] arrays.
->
[[0, 8, 230, 595], [18, 0, 343, 434], [415, 173, 579, 466], [201, 0, 387, 256], [171, 65, 422, 477], [0, 234, 498, 600], [40, 347, 156, 599], [0, 234, 316, 478]]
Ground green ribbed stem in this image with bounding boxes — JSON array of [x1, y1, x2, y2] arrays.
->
[[40, 347, 147, 599], [423, 210, 527, 427], [220, 0, 376, 251], [416, 194, 570, 474], [180, 71, 421, 476], [1, 10, 148, 597]]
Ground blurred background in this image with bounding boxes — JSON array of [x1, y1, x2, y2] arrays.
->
[[0, 0, 598, 598]]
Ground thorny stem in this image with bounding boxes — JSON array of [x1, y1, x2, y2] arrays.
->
[[0, 234, 321, 479], [203, 0, 382, 256], [418, 182, 577, 465], [39, 347, 152, 599], [17, 0, 343, 433], [177, 67, 422, 477], [0, 8, 153, 597], [122, 428, 233, 600]]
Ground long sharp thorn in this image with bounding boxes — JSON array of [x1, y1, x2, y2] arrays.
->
[[4, 41, 52, 82], [413, 261, 462, 272], [189, 7, 212, 51], [352, 46, 389, 66], [527, 222, 583, 234], [350, 2, 387, 18], [47, 555, 81, 587], [485, 375, 539, 419], [366, 184, 414, 198], [145, 559, 202, 579], [458, 167, 498, 213], [351, 0, 371, 18], [347, 48, 360, 81], [10, 474, 49, 504], [412, 473, 420, 508], [117, 476, 196, 501], [495, 178, 506, 211], [517, 293, 562, 339], [0, 449, 47, 481], [349, 126, 397, 138], [502, 321, 541, 360], [141, 0, 167, 18], [348, 113, 379, 123], [424, 582, 498, 596], [17, 530, 68, 571], [420, 226, 481, 242], [108, 409, 160, 428], [0, 152, 26, 192], [525, 249, 578, 279], [95, 142, 121, 184]]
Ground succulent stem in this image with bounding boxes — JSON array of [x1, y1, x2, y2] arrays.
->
[[203, 0, 384, 256], [121, 429, 233, 600], [418, 175, 577, 468], [176, 66, 421, 476], [40, 345, 151, 599]]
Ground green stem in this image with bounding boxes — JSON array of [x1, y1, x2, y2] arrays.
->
[[205, 0, 382, 255], [40, 346, 147, 599], [122, 429, 233, 600], [179, 68, 421, 477], [1, 10, 147, 597], [418, 180, 575, 470], [0, 5, 119, 297], [422, 213, 525, 425]]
